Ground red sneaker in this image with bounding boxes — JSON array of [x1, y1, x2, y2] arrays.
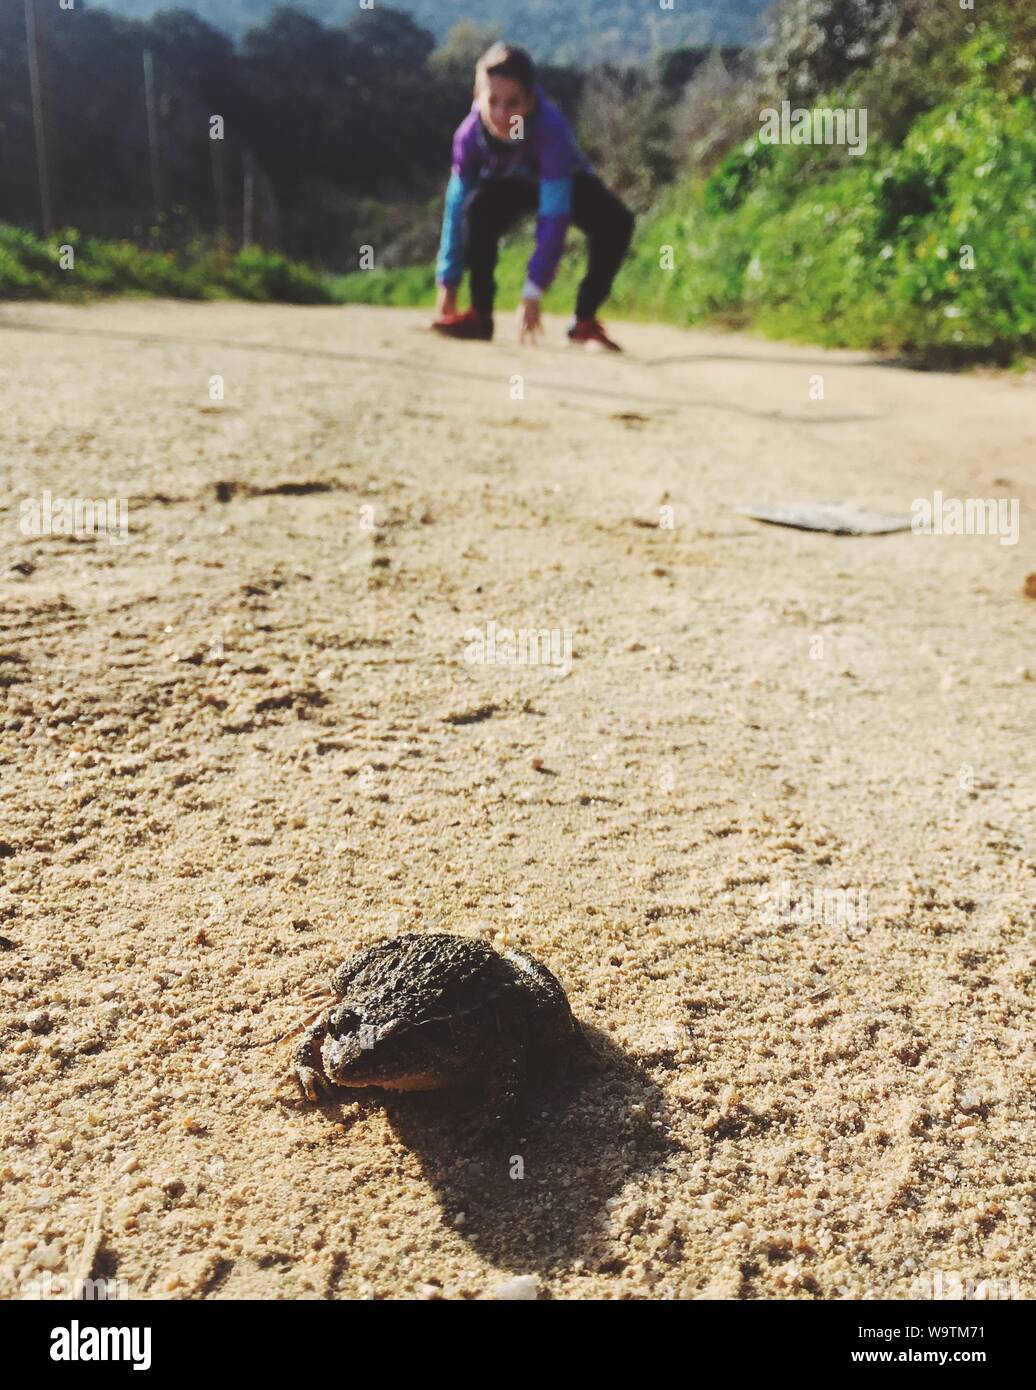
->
[[431, 309, 493, 341], [567, 318, 623, 352]]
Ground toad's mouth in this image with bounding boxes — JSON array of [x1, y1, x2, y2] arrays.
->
[[325, 1068, 459, 1092], [321, 1027, 477, 1092], [356, 1071, 452, 1092], [323, 1053, 476, 1092]]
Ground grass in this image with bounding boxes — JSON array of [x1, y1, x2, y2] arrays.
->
[[0, 228, 333, 305]]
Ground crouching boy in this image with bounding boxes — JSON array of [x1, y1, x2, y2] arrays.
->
[[433, 43, 634, 351]]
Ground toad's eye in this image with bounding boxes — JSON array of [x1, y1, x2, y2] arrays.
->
[[328, 1007, 359, 1038]]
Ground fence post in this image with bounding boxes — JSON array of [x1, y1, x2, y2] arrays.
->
[[143, 49, 163, 241], [24, 0, 54, 235]]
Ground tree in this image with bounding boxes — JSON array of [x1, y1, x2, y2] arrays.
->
[[758, 0, 926, 101], [146, 9, 239, 113], [427, 19, 500, 84], [345, 5, 435, 74], [577, 65, 675, 208]]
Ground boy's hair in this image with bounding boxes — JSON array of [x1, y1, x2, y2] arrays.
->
[[475, 42, 536, 96]]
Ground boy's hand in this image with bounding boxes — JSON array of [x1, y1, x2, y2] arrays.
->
[[436, 286, 458, 318], [517, 297, 542, 344]]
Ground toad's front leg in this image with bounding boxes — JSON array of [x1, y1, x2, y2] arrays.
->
[[294, 1016, 331, 1102]]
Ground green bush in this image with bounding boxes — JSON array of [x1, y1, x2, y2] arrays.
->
[[221, 247, 330, 304], [0, 227, 339, 305], [327, 265, 437, 306]]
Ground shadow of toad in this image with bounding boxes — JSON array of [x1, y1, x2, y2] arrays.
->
[[361, 1027, 681, 1280]]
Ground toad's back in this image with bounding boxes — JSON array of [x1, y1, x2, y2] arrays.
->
[[332, 933, 527, 1028]]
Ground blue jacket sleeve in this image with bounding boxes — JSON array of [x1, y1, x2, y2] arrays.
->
[[526, 103, 577, 293], [436, 173, 472, 286]]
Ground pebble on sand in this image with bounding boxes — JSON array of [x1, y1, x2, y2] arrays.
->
[[492, 1275, 539, 1301]]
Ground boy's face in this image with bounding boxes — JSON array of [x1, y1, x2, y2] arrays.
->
[[476, 74, 534, 142]]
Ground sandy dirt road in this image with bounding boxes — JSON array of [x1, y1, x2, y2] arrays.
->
[[1, 300, 1034, 1301]]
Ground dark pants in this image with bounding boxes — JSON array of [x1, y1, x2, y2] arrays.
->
[[463, 173, 634, 320]]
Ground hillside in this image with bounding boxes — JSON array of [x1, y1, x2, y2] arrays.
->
[[87, 0, 771, 59]]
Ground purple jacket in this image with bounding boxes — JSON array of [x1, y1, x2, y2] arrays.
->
[[436, 86, 592, 294]]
